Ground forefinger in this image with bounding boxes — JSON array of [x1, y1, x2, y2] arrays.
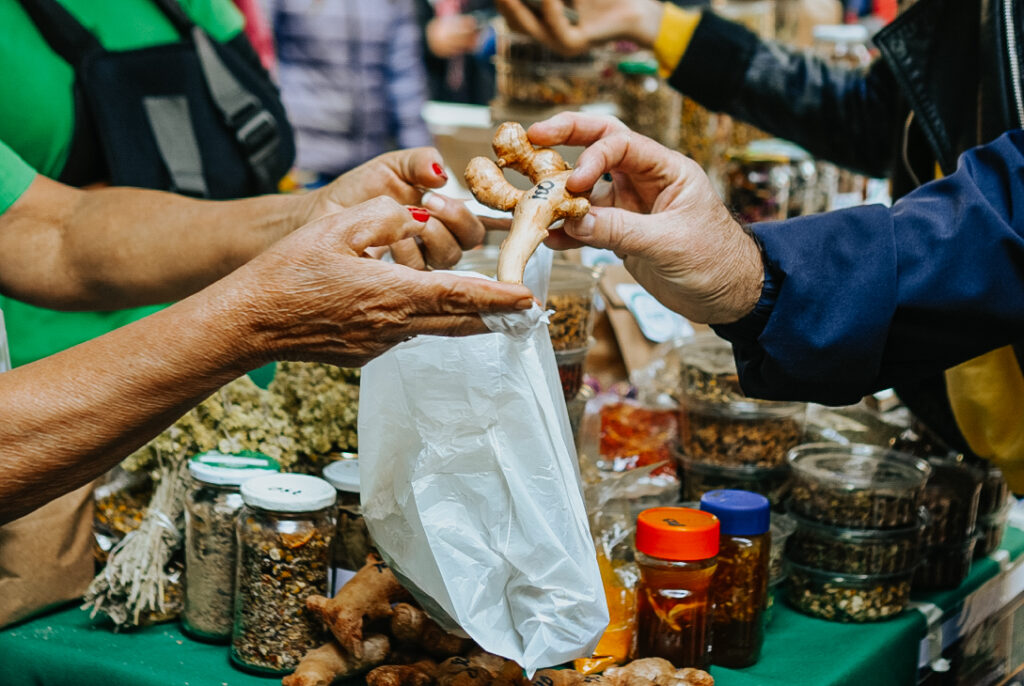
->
[[410, 271, 533, 316], [527, 112, 631, 149], [567, 132, 678, 193]]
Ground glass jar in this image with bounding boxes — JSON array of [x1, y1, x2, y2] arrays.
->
[[723, 148, 792, 223], [677, 337, 806, 468], [787, 443, 931, 529], [616, 57, 682, 149], [713, 0, 777, 38], [634, 507, 720, 670], [913, 536, 977, 591], [231, 474, 336, 674], [322, 457, 377, 595], [679, 453, 791, 506], [785, 561, 914, 622], [182, 451, 279, 641], [547, 262, 601, 351], [699, 490, 770, 668], [920, 458, 982, 547], [495, 19, 604, 107]]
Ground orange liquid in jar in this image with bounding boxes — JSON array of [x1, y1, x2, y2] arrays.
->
[[635, 556, 717, 670]]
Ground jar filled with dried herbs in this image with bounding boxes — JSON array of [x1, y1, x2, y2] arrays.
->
[[723, 148, 791, 224], [616, 58, 681, 149], [322, 457, 377, 595], [634, 507, 719, 670], [547, 263, 601, 352], [700, 490, 771, 668], [183, 451, 280, 642], [784, 561, 914, 622], [231, 474, 336, 674]]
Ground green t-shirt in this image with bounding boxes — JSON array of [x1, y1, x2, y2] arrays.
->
[[0, 0, 244, 367]]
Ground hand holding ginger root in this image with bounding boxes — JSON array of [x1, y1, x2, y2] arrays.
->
[[465, 121, 590, 283]]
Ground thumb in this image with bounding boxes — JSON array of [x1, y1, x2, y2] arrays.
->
[[562, 205, 662, 259], [344, 198, 429, 255]]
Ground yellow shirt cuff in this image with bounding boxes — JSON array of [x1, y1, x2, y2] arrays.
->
[[653, 4, 702, 78]]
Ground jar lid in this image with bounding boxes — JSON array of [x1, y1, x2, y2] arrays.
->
[[323, 459, 360, 493], [241, 473, 336, 512], [617, 59, 658, 75], [188, 451, 280, 486], [699, 490, 770, 536], [636, 507, 719, 561], [788, 443, 931, 491]]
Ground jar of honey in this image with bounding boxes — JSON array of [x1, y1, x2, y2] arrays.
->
[[700, 489, 771, 668], [634, 507, 720, 670]]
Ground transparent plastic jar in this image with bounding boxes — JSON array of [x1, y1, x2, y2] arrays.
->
[[231, 474, 336, 674], [635, 507, 720, 670], [714, 0, 777, 38], [785, 561, 914, 622], [495, 19, 603, 107], [322, 457, 377, 596], [723, 148, 792, 223], [679, 453, 791, 506], [677, 337, 806, 468], [547, 263, 601, 351], [913, 536, 978, 591], [700, 490, 771, 668], [785, 506, 926, 575], [770, 513, 796, 584], [920, 458, 982, 547], [787, 443, 931, 529], [182, 451, 279, 642], [616, 58, 682, 149], [975, 499, 1015, 558]]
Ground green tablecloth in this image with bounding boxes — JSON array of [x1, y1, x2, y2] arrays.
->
[[3, 528, 1023, 686]]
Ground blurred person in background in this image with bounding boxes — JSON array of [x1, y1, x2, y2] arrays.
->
[[417, 0, 497, 104], [264, 0, 433, 180], [498, 0, 1024, 484]]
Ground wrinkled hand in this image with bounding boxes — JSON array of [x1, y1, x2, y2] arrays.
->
[[528, 113, 764, 324], [426, 15, 480, 58], [301, 148, 486, 270], [235, 197, 533, 367], [495, 0, 664, 56]]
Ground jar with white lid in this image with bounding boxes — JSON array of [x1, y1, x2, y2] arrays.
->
[[322, 457, 377, 594], [231, 473, 336, 674], [182, 451, 280, 641]]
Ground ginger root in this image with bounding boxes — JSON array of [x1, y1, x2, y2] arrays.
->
[[306, 554, 411, 659], [391, 603, 471, 657], [465, 121, 590, 284], [367, 659, 439, 686], [282, 635, 390, 686], [604, 659, 713, 686]]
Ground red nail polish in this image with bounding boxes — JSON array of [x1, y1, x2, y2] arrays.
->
[[432, 163, 448, 181], [407, 207, 430, 222]]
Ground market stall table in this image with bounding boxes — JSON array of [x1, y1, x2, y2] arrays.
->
[[3, 527, 1023, 686]]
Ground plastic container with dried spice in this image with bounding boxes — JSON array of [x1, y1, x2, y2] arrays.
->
[[634, 507, 719, 670], [714, 0, 777, 38], [700, 490, 771, 668], [555, 341, 592, 401], [723, 147, 791, 224], [913, 536, 977, 591], [977, 466, 1010, 516], [784, 561, 914, 622], [769, 513, 796, 584], [593, 399, 679, 478], [920, 458, 982, 547], [495, 20, 604, 107], [616, 58, 681, 149], [322, 457, 377, 595], [788, 443, 931, 529], [975, 499, 1015, 558], [679, 453, 790, 506], [183, 451, 280, 642], [677, 337, 806, 467], [232, 474, 335, 674], [785, 507, 925, 576], [547, 262, 601, 351]]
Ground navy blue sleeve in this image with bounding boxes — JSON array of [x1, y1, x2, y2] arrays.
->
[[713, 130, 1024, 405]]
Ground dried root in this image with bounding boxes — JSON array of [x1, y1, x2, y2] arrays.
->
[[367, 659, 440, 686], [282, 635, 390, 686], [465, 122, 590, 284], [306, 554, 411, 658], [391, 603, 471, 657]]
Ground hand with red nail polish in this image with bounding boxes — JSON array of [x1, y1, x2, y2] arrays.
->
[[407, 207, 431, 222], [299, 148, 485, 270]]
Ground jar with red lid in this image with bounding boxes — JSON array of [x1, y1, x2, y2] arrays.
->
[[634, 507, 720, 670]]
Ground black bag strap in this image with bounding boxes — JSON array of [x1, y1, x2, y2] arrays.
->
[[148, 0, 198, 37], [14, 0, 102, 66]]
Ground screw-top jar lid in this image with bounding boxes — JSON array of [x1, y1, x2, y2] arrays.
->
[[188, 451, 280, 486], [812, 24, 870, 44], [617, 59, 658, 75], [699, 490, 770, 536], [241, 473, 336, 512], [636, 507, 720, 561], [322, 458, 360, 494]]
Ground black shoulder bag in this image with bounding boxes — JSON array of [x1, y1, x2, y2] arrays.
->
[[16, 0, 294, 198]]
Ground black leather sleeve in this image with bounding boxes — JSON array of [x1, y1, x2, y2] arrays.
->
[[669, 11, 903, 177]]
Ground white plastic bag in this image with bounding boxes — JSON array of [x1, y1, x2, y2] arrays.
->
[[359, 282, 607, 673]]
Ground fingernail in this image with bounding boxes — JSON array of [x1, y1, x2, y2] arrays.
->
[[432, 163, 448, 181], [407, 207, 430, 222], [423, 192, 446, 213], [569, 212, 596, 238], [515, 298, 534, 310]]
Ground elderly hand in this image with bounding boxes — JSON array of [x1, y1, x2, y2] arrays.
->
[[495, 0, 664, 57], [235, 197, 533, 367], [528, 113, 764, 324], [302, 148, 486, 270]]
